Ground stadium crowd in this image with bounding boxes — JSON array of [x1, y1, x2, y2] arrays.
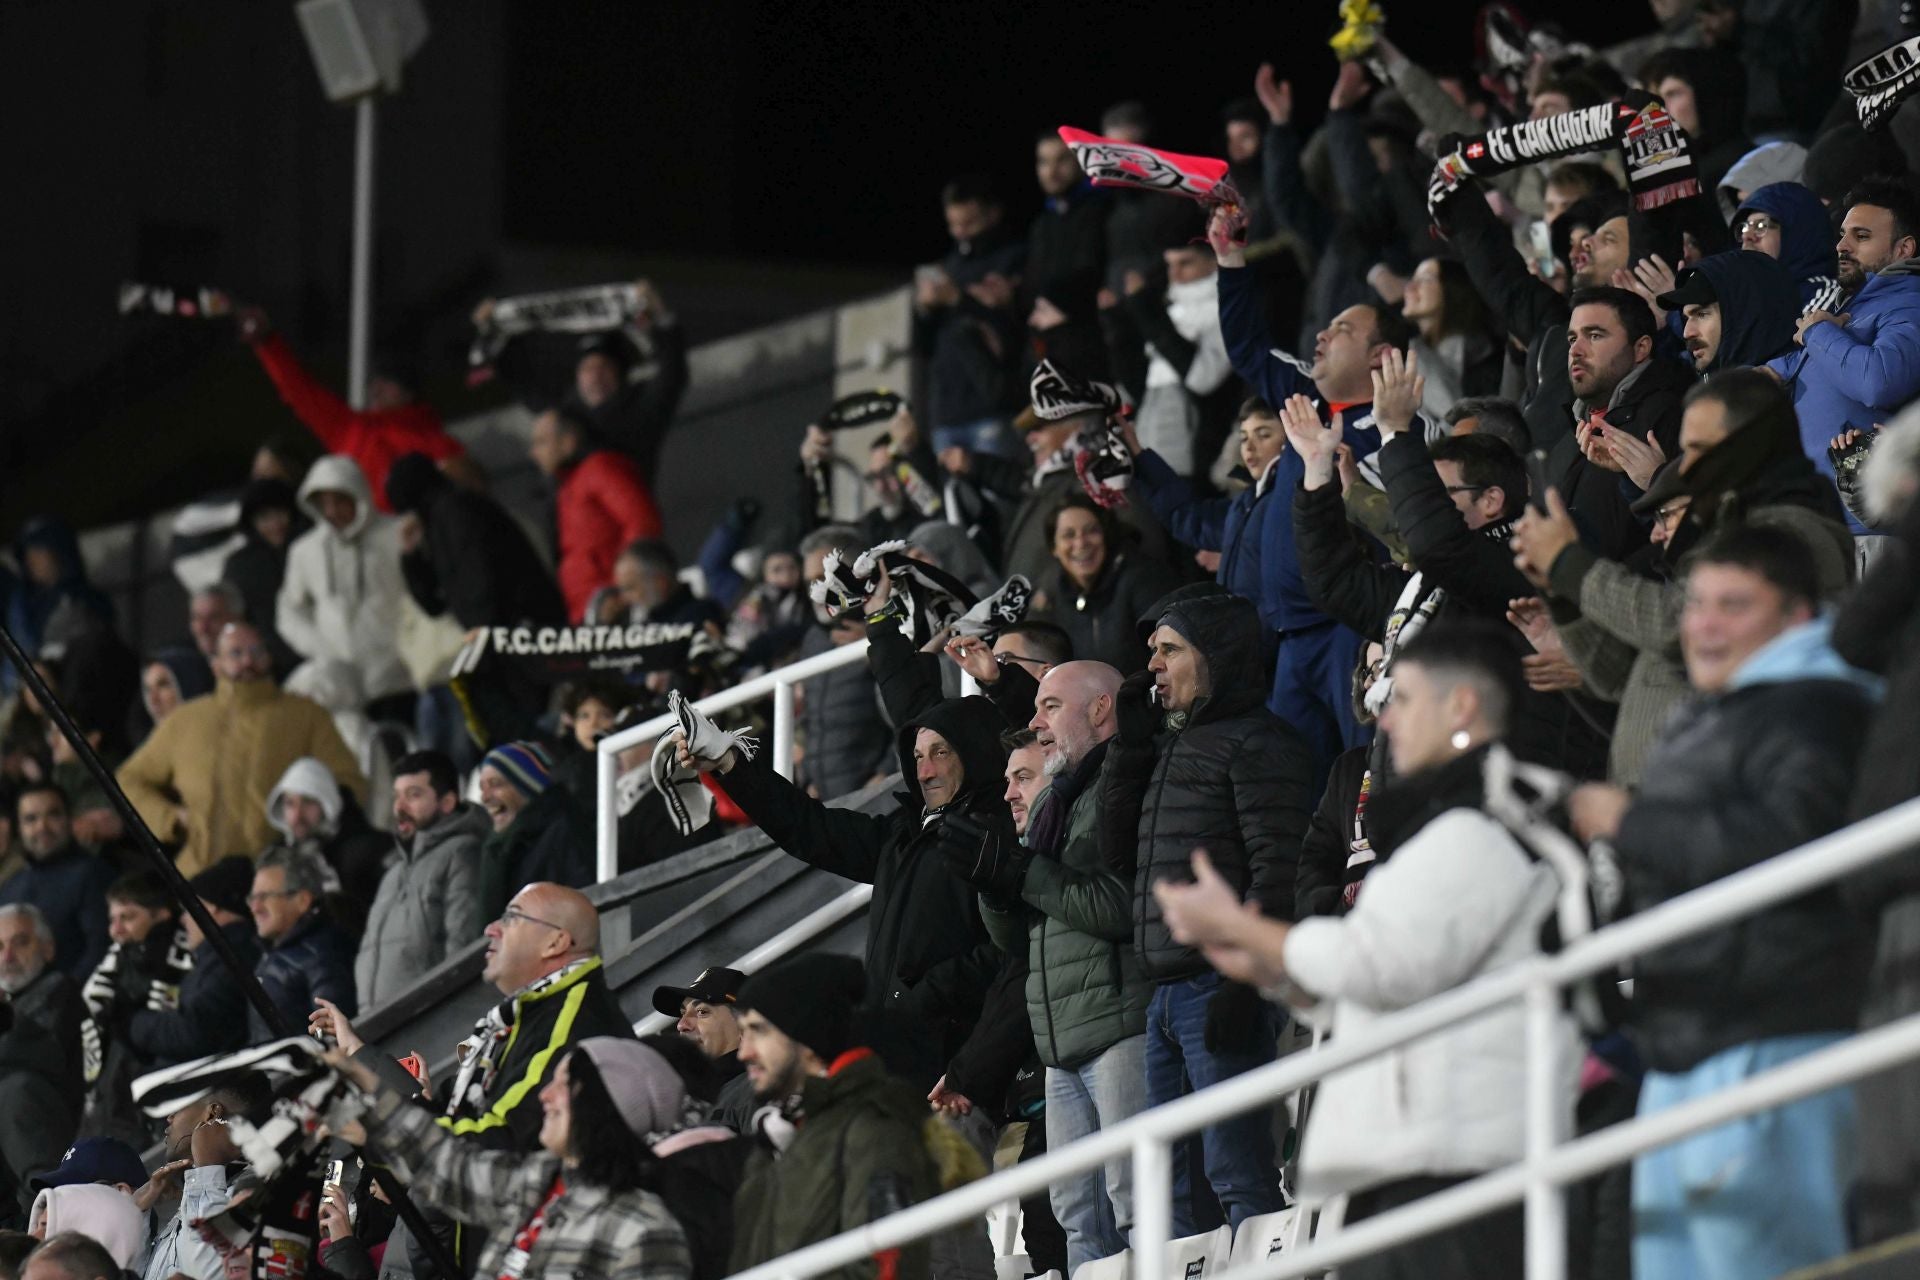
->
[[11, 1, 1920, 1278]]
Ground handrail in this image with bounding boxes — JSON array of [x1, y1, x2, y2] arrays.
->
[[632, 883, 874, 1036], [730, 793, 1920, 1280], [594, 637, 872, 883]]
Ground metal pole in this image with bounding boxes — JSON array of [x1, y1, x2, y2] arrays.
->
[[772, 679, 795, 780], [347, 94, 376, 410], [595, 740, 620, 884], [1132, 1135, 1171, 1280], [1524, 979, 1566, 1280], [0, 621, 460, 1280]]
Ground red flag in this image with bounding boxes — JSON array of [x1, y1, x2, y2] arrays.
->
[[1057, 126, 1242, 207]]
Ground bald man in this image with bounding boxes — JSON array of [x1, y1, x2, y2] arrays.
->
[[959, 660, 1157, 1273], [312, 882, 631, 1159]]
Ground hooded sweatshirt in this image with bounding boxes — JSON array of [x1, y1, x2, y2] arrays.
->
[[1716, 141, 1807, 221], [1683, 250, 1803, 372], [277, 454, 411, 700], [1735, 182, 1840, 311], [7, 516, 112, 659]]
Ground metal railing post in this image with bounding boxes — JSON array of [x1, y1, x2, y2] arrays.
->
[[1133, 1135, 1171, 1280], [1524, 977, 1566, 1280], [595, 739, 620, 884], [773, 677, 796, 779]]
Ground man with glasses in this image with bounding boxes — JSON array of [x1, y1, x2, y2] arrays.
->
[[246, 847, 354, 1044], [310, 882, 630, 1272], [120, 621, 365, 876], [942, 621, 1073, 729]]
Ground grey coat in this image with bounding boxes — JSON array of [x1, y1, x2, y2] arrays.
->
[[354, 802, 489, 1007]]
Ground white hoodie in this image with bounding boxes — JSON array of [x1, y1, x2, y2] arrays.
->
[[277, 455, 411, 701]]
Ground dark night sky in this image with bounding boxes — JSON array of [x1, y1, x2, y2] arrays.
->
[[499, 2, 1657, 269]]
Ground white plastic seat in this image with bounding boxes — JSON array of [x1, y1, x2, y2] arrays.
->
[[1165, 1225, 1233, 1278], [1070, 1249, 1130, 1280], [1229, 1208, 1305, 1266]]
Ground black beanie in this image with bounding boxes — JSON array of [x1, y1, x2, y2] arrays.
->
[[384, 451, 447, 515], [735, 954, 866, 1063], [189, 855, 258, 919]]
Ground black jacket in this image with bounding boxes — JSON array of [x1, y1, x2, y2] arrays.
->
[[1099, 587, 1315, 981], [1839, 499, 1920, 906], [716, 696, 1005, 1072], [1549, 356, 1696, 564], [476, 785, 592, 921], [1, 967, 83, 1115], [1034, 551, 1181, 677], [128, 920, 260, 1067], [386, 456, 567, 630], [912, 227, 1028, 428], [1615, 675, 1874, 1072], [1295, 746, 1372, 920], [249, 910, 356, 1043], [0, 843, 114, 981]]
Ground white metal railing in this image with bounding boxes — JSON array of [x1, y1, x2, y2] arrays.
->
[[594, 638, 872, 883], [729, 794, 1920, 1280], [632, 883, 873, 1037]]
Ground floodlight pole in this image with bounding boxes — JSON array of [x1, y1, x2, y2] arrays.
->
[[347, 93, 376, 409]]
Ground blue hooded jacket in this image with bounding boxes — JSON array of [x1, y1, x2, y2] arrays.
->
[[1133, 449, 1292, 630], [1680, 250, 1802, 371], [1768, 258, 1920, 533], [7, 516, 113, 663], [1736, 182, 1839, 309]]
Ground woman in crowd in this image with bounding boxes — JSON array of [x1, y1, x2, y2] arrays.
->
[[1032, 494, 1178, 675]]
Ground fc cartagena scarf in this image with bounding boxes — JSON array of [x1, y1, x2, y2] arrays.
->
[[1428, 99, 1698, 219], [1845, 37, 1920, 131]]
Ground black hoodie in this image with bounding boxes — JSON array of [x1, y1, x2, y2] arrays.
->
[[1096, 585, 1317, 981], [1682, 250, 1802, 373], [715, 696, 1006, 1072], [385, 452, 567, 630]]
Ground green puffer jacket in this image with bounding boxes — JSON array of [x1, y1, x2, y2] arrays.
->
[[730, 1051, 940, 1280], [982, 741, 1153, 1070]]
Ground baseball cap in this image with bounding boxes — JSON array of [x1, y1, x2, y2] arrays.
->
[[651, 966, 746, 1020], [1655, 267, 1718, 314], [29, 1138, 148, 1193]]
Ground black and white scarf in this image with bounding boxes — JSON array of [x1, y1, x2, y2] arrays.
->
[[1846, 38, 1920, 131], [808, 540, 979, 647], [1364, 518, 1516, 716], [445, 959, 600, 1120], [1429, 99, 1698, 220]]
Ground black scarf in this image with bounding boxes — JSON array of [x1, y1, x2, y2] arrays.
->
[[1429, 97, 1698, 219], [1365, 745, 1493, 861], [1026, 739, 1110, 857]]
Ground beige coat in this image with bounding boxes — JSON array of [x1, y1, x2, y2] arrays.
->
[[118, 678, 367, 876]]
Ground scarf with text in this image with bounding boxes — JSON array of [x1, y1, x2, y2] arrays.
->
[[1428, 99, 1697, 220], [1846, 38, 1920, 131]]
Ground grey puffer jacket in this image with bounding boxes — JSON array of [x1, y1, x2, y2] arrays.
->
[[1099, 586, 1316, 982], [982, 740, 1153, 1069], [354, 802, 489, 1008]]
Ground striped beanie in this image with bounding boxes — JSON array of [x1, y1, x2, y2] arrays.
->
[[482, 741, 554, 799]]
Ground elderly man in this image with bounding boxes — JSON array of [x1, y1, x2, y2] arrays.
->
[[950, 661, 1153, 1274], [119, 622, 365, 876], [0, 904, 83, 1216], [247, 848, 354, 1044]]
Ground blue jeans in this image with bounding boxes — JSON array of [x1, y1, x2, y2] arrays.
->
[[933, 416, 1019, 459], [1271, 622, 1371, 792], [1046, 1034, 1150, 1274], [1145, 972, 1287, 1235], [1633, 1034, 1854, 1280]]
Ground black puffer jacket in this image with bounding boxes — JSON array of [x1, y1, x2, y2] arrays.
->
[[1099, 587, 1316, 981], [1034, 551, 1181, 677], [1614, 672, 1874, 1072], [717, 696, 1004, 1072]]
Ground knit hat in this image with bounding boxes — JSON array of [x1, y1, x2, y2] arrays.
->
[[190, 855, 258, 919], [571, 1038, 689, 1142], [735, 954, 866, 1062], [481, 741, 554, 799]]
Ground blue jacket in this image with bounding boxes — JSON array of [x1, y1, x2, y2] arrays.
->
[[248, 909, 355, 1043], [1768, 259, 1920, 533], [0, 843, 113, 980], [1133, 449, 1298, 629], [1216, 265, 1385, 631]]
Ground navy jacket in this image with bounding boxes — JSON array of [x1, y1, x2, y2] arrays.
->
[[1686, 250, 1802, 372], [0, 844, 113, 980], [1133, 449, 1289, 631], [128, 920, 261, 1067], [248, 910, 355, 1043]]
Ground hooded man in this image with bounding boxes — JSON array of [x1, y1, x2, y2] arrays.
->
[[355, 750, 490, 1008], [676, 698, 1005, 1077], [729, 954, 941, 1280], [1656, 250, 1803, 375], [277, 454, 413, 722], [265, 755, 388, 924], [1095, 586, 1314, 1235], [1733, 182, 1841, 311], [119, 621, 366, 876]]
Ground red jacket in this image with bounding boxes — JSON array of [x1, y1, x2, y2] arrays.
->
[[252, 334, 463, 511], [557, 450, 663, 620]]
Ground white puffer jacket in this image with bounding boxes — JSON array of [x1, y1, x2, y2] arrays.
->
[[1282, 806, 1582, 1199], [277, 455, 411, 701]]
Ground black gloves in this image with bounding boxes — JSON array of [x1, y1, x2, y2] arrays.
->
[[1203, 980, 1273, 1057], [936, 810, 1031, 905], [1115, 670, 1160, 747]]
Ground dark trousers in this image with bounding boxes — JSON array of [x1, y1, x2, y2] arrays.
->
[[1017, 1118, 1069, 1277], [1342, 1176, 1524, 1280]]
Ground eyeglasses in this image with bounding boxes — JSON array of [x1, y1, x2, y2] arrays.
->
[[245, 889, 298, 906], [1736, 215, 1778, 238], [1654, 501, 1690, 525], [497, 905, 566, 933], [994, 651, 1050, 671]]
